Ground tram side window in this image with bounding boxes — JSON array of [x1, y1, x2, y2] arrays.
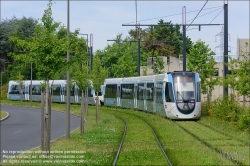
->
[[9, 85, 20, 94], [121, 84, 134, 99], [63, 87, 74, 96], [165, 82, 174, 102], [105, 84, 117, 98], [96, 92, 102, 96], [146, 83, 154, 101], [52, 85, 61, 96], [88, 88, 92, 97], [197, 82, 201, 102], [71, 86, 75, 96], [32, 85, 42, 95], [155, 83, 163, 104], [77, 87, 81, 96], [137, 83, 144, 100]]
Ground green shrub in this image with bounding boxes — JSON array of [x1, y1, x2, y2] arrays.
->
[[238, 108, 250, 130], [210, 94, 243, 122], [201, 101, 212, 116]]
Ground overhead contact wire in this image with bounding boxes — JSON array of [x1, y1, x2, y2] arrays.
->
[[209, 9, 223, 24], [186, 7, 222, 23], [124, 5, 222, 24], [186, 0, 209, 30]]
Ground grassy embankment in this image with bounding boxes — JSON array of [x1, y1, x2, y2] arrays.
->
[[1, 100, 242, 165]]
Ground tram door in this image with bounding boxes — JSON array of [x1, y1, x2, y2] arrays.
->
[[74, 86, 78, 103], [144, 83, 147, 111], [61, 86, 65, 102], [134, 84, 137, 109], [25, 83, 29, 100], [117, 84, 121, 106]]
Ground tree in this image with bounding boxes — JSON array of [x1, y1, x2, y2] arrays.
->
[[96, 34, 144, 77], [9, 0, 80, 155], [111, 38, 138, 77], [142, 20, 193, 74], [0, 16, 36, 73], [128, 27, 147, 40], [70, 36, 89, 135], [95, 34, 122, 77], [112, 50, 137, 77], [91, 56, 108, 123], [0, 17, 19, 69], [143, 33, 165, 74], [224, 56, 239, 100], [227, 52, 250, 106], [187, 39, 219, 103]]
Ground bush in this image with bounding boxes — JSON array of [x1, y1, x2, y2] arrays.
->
[[238, 108, 250, 130], [206, 95, 250, 131], [209, 94, 243, 122], [201, 101, 212, 116]]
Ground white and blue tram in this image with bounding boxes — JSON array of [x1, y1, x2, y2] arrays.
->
[[7, 80, 104, 105], [104, 71, 201, 120]]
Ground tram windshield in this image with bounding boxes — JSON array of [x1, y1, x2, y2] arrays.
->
[[173, 74, 195, 102]]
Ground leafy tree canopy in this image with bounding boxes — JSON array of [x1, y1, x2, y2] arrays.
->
[[0, 16, 36, 73], [187, 39, 219, 96], [91, 55, 108, 93], [96, 33, 148, 77], [9, 1, 80, 80], [227, 53, 250, 97]]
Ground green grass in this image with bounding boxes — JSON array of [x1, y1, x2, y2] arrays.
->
[[102, 108, 167, 165], [199, 117, 249, 145], [0, 110, 8, 119], [176, 120, 249, 165], [1, 100, 248, 165], [121, 110, 235, 165]]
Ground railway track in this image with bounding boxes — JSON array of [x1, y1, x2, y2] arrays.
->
[[138, 116, 172, 166], [112, 116, 127, 166], [197, 121, 249, 146], [111, 111, 172, 166], [174, 121, 249, 165]]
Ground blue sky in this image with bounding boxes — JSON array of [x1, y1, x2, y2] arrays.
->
[[1, 1, 249, 61]]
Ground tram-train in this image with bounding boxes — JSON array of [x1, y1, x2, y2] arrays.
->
[[7, 71, 201, 120], [103, 71, 201, 120], [7, 80, 104, 105]]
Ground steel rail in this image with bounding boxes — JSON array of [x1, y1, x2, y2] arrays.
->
[[142, 118, 173, 166], [113, 116, 127, 166], [174, 121, 244, 165]]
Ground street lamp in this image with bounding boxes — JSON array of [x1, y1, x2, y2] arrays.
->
[[77, 33, 89, 72], [90, 34, 93, 71], [1, 72, 4, 99], [30, 62, 33, 107], [1, 59, 12, 72], [78, 33, 88, 51], [66, 0, 70, 139], [78, 33, 89, 103]]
